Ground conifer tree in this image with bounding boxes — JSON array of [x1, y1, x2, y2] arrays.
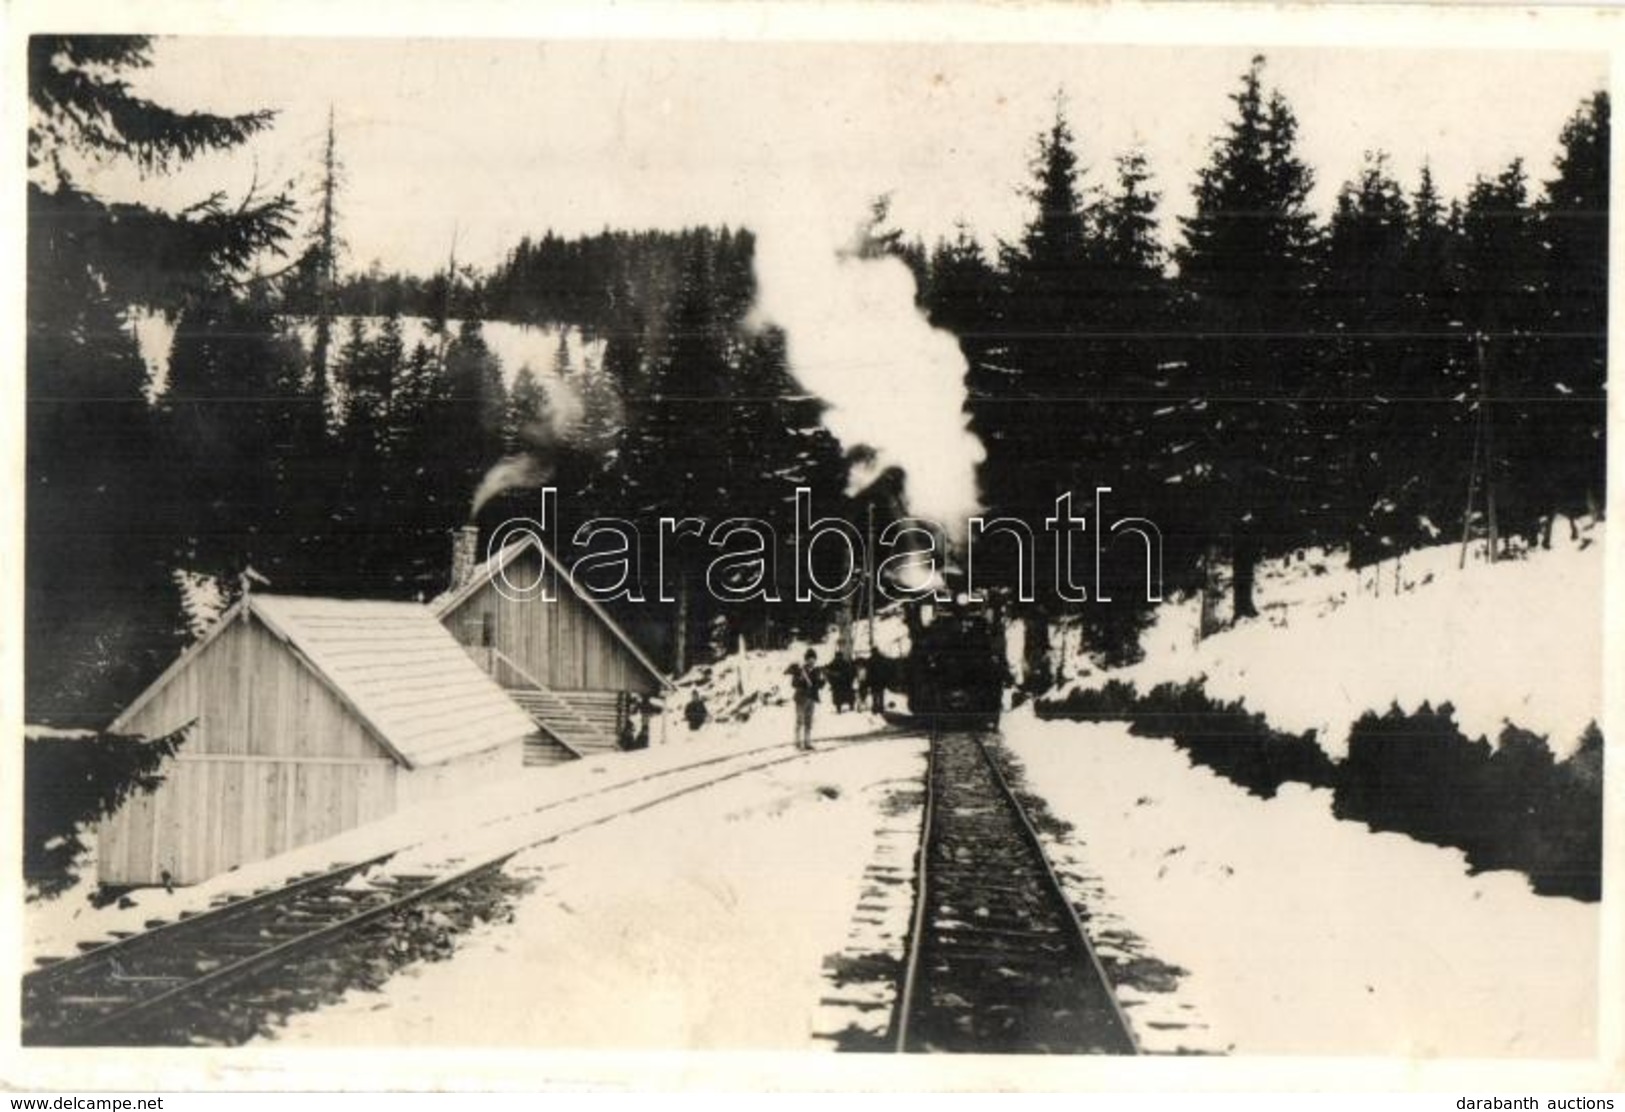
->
[[970, 99, 1100, 553], [1458, 160, 1541, 550], [1536, 91, 1609, 535], [1175, 55, 1320, 618], [1319, 153, 1412, 563], [162, 277, 308, 585], [27, 35, 292, 722]]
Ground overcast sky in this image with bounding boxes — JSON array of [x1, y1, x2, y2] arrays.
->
[[77, 36, 1608, 277]]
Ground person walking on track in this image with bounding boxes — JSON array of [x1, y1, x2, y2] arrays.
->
[[786, 649, 823, 750]]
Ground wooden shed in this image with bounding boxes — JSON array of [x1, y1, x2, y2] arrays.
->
[[434, 529, 672, 762], [98, 594, 535, 887]]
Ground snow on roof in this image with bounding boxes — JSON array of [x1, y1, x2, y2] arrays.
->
[[432, 535, 673, 690], [112, 594, 535, 769], [247, 595, 536, 768]]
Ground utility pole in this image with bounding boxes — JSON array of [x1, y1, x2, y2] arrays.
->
[[674, 573, 689, 677], [1459, 332, 1498, 569], [437, 223, 459, 365], [310, 105, 340, 428], [1479, 333, 1499, 564], [866, 502, 877, 654]]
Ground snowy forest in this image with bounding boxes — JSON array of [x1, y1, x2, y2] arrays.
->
[[26, 38, 1608, 729]]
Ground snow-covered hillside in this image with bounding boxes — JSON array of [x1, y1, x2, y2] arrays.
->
[[656, 611, 917, 742], [127, 309, 602, 395], [1001, 521, 1606, 1053], [1006, 711, 1598, 1057], [1057, 519, 1604, 758]]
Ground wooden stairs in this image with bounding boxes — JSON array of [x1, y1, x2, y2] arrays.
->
[[508, 687, 627, 765]]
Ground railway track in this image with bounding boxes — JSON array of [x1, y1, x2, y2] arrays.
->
[[25, 732, 913, 1047], [23, 853, 517, 1046], [892, 726, 1139, 1054]]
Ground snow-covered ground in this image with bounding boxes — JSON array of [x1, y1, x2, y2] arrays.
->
[[24, 519, 1606, 1060], [1015, 520, 1605, 1056], [1058, 520, 1604, 757], [1006, 709, 1598, 1058], [265, 734, 925, 1049], [662, 613, 912, 733]]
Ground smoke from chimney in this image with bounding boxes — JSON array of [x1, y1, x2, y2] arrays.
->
[[749, 201, 986, 540], [470, 454, 552, 520]]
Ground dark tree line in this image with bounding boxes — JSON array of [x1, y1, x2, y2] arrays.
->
[[25, 37, 854, 722], [27, 36, 293, 724], [27, 38, 546, 723], [27, 41, 1607, 724], [1042, 681, 1603, 900], [935, 59, 1606, 663], [486, 226, 859, 669]]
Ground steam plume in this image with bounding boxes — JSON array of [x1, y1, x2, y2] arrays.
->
[[471, 454, 552, 519], [750, 204, 985, 539]]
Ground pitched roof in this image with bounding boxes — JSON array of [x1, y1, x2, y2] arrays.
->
[[112, 595, 535, 769], [431, 535, 673, 690]]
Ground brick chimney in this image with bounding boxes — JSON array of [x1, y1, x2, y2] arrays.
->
[[450, 524, 480, 589]]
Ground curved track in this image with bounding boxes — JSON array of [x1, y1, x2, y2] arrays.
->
[[23, 854, 511, 1046], [24, 732, 913, 1047], [892, 726, 1138, 1054]]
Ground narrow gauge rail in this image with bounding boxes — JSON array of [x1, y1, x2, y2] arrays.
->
[[25, 733, 910, 1047], [23, 853, 511, 1046], [891, 727, 1139, 1054]]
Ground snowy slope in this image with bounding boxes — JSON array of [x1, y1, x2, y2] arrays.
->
[[660, 612, 913, 737], [265, 736, 926, 1049], [1059, 520, 1604, 757], [22, 711, 883, 969], [1006, 710, 1598, 1057], [125, 308, 603, 392]]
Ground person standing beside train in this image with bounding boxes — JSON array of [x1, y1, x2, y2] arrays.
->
[[786, 649, 823, 750]]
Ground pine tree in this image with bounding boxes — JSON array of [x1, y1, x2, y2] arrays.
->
[[1384, 164, 1474, 549], [506, 363, 553, 456], [1536, 91, 1609, 535], [725, 323, 853, 646], [1081, 148, 1176, 662], [341, 312, 403, 459], [1459, 160, 1542, 550], [162, 278, 308, 585], [289, 106, 343, 425], [622, 237, 732, 521], [445, 318, 511, 522], [332, 315, 413, 592], [26, 36, 293, 723], [389, 339, 460, 597], [924, 223, 999, 337], [1174, 55, 1320, 619], [1319, 153, 1412, 564], [1097, 149, 1163, 275], [971, 99, 1100, 544]]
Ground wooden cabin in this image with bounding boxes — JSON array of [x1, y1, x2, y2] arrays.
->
[[433, 528, 672, 763], [98, 595, 535, 887]]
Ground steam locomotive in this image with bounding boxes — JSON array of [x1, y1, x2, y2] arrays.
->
[[897, 571, 1007, 729]]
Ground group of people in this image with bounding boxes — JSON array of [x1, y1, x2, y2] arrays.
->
[[676, 646, 892, 751], [785, 648, 888, 750]]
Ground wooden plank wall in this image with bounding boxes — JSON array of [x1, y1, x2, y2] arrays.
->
[[99, 614, 399, 886], [98, 756, 395, 886], [117, 618, 383, 760], [445, 548, 660, 695]]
